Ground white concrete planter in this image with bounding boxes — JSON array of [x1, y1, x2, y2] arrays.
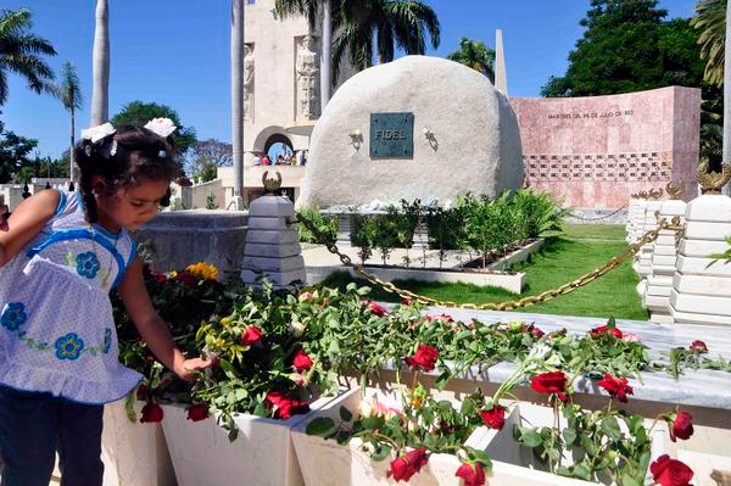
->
[[483, 403, 669, 485], [101, 400, 176, 486], [161, 393, 343, 486], [292, 387, 499, 486]]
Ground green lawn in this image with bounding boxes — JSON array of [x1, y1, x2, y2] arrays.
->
[[320, 224, 648, 321]]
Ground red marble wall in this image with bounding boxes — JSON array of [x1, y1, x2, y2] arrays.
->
[[510, 86, 700, 208]]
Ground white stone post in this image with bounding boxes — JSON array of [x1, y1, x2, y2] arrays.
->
[[241, 194, 306, 288], [626, 198, 640, 243], [635, 200, 663, 305], [647, 199, 687, 324], [670, 194, 731, 326], [630, 199, 649, 246]]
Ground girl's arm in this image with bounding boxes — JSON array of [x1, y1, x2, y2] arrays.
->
[[118, 257, 213, 381], [0, 190, 59, 268]]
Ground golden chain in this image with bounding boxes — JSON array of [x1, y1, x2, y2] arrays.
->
[[296, 214, 685, 311]]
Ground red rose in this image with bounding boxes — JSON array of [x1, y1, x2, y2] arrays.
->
[[388, 448, 429, 482], [293, 350, 313, 371], [531, 371, 567, 395], [404, 345, 439, 372], [524, 324, 544, 339], [300, 291, 313, 301], [597, 373, 633, 403], [136, 383, 148, 401], [479, 405, 505, 430], [186, 404, 209, 422], [690, 340, 708, 353], [455, 462, 486, 486], [140, 403, 164, 423], [175, 271, 198, 288], [439, 314, 454, 323], [240, 326, 264, 346], [370, 301, 387, 317], [669, 412, 694, 442], [265, 391, 310, 420], [402, 298, 412, 306], [589, 324, 623, 339], [650, 454, 694, 486], [153, 273, 168, 284]]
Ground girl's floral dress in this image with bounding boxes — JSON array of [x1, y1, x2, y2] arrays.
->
[[0, 191, 141, 403]]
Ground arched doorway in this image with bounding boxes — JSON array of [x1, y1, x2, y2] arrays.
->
[[264, 133, 294, 165]]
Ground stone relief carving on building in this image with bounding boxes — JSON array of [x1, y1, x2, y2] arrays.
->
[[244, 43, 255, 121], [296, 35, 319, 120]]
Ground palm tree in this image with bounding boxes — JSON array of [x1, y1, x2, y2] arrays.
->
[[0, 8, 56, 105], [447, 38, 495, 82], [231, 0, 244, 207], [691, 0, 726, 86], [274, 0, 334, 110], [332, 0, 441, 83], [91, 0, 109, 126], [51, 62, 82, 183]]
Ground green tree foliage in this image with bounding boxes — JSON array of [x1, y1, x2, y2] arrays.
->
[[187, 138, 232, 183], [0, 8, 56, 105], [690, 0, 726, 86], [0, 120, 38, 183], [542, 1, 704, 96], [332, 0, 440, 82], [111, 101, 197, 159], [446, 38, 495, 82]]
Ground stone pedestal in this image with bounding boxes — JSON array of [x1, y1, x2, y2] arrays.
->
[[241, 195, 306, 288], [647, 200, 686, 324], [670, 195, 731, 326], [635, 200, 663, 304]]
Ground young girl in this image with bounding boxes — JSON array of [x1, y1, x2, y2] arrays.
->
[[0, 120, 213, 486]]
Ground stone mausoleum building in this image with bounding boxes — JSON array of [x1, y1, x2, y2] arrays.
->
[[218, 0, 356, 206]]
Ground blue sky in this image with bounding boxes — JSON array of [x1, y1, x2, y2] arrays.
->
[[4, 0, 698, 159]]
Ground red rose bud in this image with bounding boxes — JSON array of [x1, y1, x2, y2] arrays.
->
[[650, 454, 694, 486], [370, 302, 387, 317], [597, 373, 634, 403], [140, 403, 164, 423], [292, 350, 313, 371], [388, 456, 417, 482], [406, 448, 429, 472], [531, 371, 567, 395], [186, 404, 209, 422], [175, 271, 198, 288], [669, 412, 694, 442], [153, 273, 168, 284], [402, 298, 412, 306], [589, 324, 623, 339], [240, 326, 264, 346], [300, 291, 313, 301], [455, 462, 486, 486], [526, 324, 544, 339], [404, 345, 439, 372], [479, 405, 505, 430], [690, 340, 708, 353]]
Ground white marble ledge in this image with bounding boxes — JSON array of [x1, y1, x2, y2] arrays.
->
[[416, 308, 731, 410]]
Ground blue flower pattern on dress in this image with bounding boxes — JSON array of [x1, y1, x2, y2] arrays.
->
[[76, 252, 101, 279], [102, 328, 112, 354], [1, 302, 27, 331], [55, 332, 84, 360]]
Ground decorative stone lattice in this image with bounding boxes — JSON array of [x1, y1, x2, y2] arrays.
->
[[670, 195, 731, 326], [523, 152, 672, 182], [635, 200, 663, 306], [241, 195, 306, 288], [647, 200, 686, 324]]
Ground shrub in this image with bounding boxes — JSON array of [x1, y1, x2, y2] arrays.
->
[[296, 206, 339, 245]]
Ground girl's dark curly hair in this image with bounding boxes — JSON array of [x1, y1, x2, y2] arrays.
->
[[74, 125, 180, 223]]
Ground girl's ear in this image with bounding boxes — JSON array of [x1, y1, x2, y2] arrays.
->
[[91, 175, 106, 194]]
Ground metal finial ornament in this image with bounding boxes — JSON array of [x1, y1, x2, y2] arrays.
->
[[665, 181, 684, 200], [648, 188, 664, 200], [696, 161, 731, 195], [21, 183, 31, 199], [262, 171, 283, 194]]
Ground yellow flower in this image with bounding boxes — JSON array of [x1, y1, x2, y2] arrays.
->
[[220, 316, 232, 326], [185, 262, 219, 281]]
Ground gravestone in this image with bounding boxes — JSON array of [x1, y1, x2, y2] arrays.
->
[[299, 56, 523, 208]]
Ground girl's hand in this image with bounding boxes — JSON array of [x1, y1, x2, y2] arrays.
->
[[174, 356, 215, 381]]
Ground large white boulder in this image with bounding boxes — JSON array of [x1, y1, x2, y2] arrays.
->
[[299, 55, 523, 208]]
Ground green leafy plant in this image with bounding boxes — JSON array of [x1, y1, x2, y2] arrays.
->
[[296, 206, 339, 245]]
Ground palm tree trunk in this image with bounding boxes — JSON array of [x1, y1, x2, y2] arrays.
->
[[231, 0, 244, 206], [320, 0, 332, 112], [724, 0, 731, 196], [91, 0, 110, 126], [70, 108, 76, 182]]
